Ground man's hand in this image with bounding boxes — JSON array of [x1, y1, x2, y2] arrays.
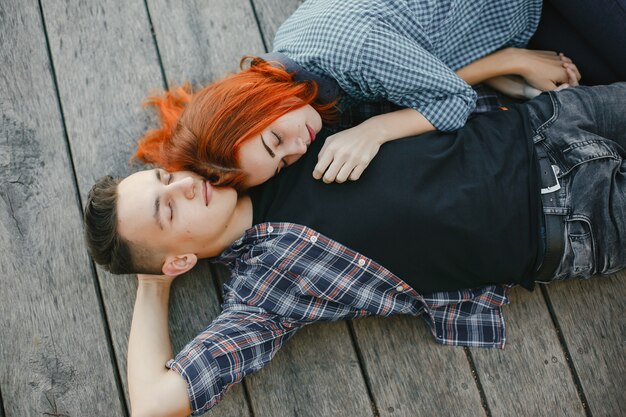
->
[[313, 123, 382, 183], [515, 49, 581, 91]]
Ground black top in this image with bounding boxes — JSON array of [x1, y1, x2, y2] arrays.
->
[[250, 106, 540, 293]]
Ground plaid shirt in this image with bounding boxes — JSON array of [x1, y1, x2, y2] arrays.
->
[[273, 0, 541, 131], [168, 223, 510, 415]]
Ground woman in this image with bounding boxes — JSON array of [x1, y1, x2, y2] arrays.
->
[[135, 0, 582, 189]]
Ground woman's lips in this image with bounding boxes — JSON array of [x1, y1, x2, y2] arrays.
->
[[203, 180, 212, 206], [306, 125, 316, 143]]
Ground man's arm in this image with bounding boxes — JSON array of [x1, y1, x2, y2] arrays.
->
[[127, 275, 191, 417]]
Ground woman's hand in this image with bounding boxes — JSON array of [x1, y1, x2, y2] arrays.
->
[[313, 108, 435, 183], [486, 53, 580, 99], [513, 49, 581, 90], [313, 124, 382, 184]]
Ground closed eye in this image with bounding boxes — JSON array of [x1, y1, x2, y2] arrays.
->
[[260, 134, 276, 158], [272, 130, 282, 145]]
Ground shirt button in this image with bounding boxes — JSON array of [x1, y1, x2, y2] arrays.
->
[[267, 226, 274, 233], [396, 285, 405, 292], [310, 235, 318, 243], [357, 259, 366, 266]]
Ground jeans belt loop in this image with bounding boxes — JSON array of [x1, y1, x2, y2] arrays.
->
[[535, 145, 565, 282]]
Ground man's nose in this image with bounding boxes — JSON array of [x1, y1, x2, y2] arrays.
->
[[170, 176, 195, 199]]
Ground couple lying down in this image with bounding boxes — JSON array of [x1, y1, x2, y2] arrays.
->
[[84, 83, 626, 416]]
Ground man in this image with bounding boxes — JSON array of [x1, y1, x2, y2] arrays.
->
[[84, 84, 626, 416]]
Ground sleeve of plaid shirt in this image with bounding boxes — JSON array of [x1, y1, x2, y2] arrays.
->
[[352, 25, 478, 131], [166, 307, 301, 415]]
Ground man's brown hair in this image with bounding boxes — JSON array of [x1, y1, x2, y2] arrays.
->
[[83, 175, 162, 275]]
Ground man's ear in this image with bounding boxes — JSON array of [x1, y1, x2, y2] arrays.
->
[[162, 253, 198, 276]]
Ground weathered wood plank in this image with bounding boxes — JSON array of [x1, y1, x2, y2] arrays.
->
[[147, 0, 266, 86], [470, 287, 585, 417], [39, 1, 164, 413], [545, 272, 626, 417], [0, 389, 5, 417], [251, 0, 304, 50], [352, 315, 485, 417], [246, 322, 375, 417], [0, 0, 125, 415], [39, 1, 251, 416]]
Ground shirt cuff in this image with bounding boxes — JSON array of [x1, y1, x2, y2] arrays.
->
[[167, 346, 224, 416], [410, 91, 477, 131]]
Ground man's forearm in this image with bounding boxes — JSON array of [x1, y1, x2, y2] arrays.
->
[[128, 281, 173, 387], [128, 278, 190, 417]]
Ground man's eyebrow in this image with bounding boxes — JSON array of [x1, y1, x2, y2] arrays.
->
[[154, 169, 163, 230], [260, 134, 275, 158]]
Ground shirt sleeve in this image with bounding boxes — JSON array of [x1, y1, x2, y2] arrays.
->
[[421, 285, 510, 349], [166, 307, 301, 415], [352, 24, 477, 131]]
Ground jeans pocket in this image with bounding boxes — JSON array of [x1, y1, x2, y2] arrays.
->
[[565, 217, 595, 279]]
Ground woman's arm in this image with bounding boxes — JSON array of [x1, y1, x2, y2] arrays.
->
[[313, 108, 433, 183], [128, 275, 191, 417], [456, 47, 579, 88], [483, 75, 542, 100], [314, 48, 580, 184]]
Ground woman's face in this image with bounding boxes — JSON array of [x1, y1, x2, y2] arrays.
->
[[238, 104, 322, 188]]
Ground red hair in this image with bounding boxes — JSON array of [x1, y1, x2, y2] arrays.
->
[[133, 57, 338, 190]]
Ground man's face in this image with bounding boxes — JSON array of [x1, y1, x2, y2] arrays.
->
[[116, 169, 239, 260]]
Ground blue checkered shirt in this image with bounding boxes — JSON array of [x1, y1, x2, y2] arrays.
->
[[167, 223, 510, 415], [273, 0, 541, 130]]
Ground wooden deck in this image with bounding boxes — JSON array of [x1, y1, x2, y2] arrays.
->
[[1, 1, 625, 416]]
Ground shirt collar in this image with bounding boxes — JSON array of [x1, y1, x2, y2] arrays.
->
[[258, 52, 340, 103]]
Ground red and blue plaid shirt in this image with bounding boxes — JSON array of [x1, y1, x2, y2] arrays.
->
[[167, 223, 510, 415]]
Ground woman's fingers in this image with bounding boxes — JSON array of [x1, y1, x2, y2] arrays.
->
[[335, 163, 355, 183], [560, 53, 582, 81], [567, 67, 580, 86]]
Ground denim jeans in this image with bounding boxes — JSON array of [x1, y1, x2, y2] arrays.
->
[[525, 83, 626, 281]]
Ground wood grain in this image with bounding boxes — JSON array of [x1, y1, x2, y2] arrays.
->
[[545, 272, 626, 417], [470, 287, 585, 417], [40, 0, 166, 413], [147, 0, 265, 86], [353, 315, 485, 417], [0, 0, 125, 415], [251, 0, 305, 50], [246, 322, 375, 417], [40, 0, 251, 415]]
